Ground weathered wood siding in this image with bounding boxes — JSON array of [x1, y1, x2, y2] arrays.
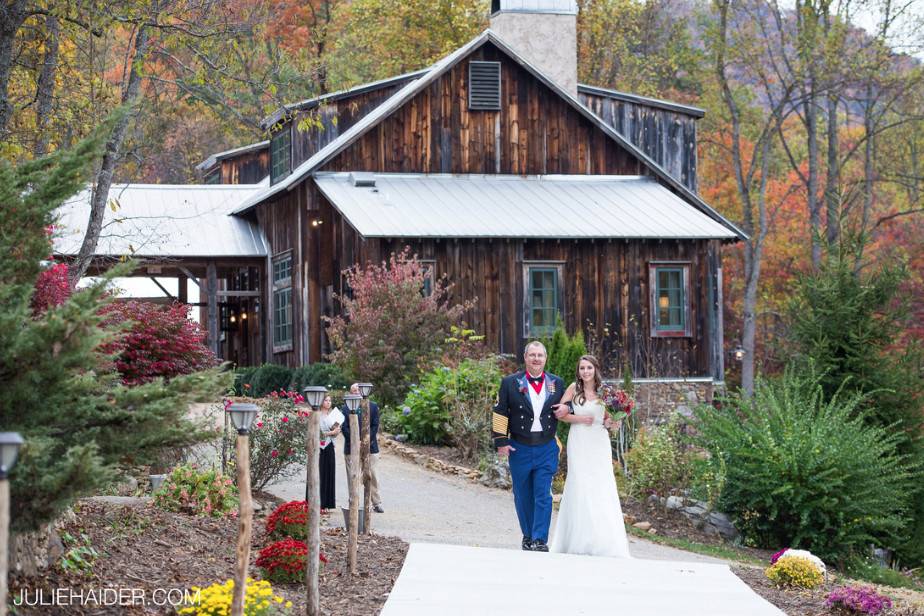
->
[[321, 44, 644, 176], [220, 149, 269, 184], [579, 91, 698, 192], [314, 193, 722, 378]]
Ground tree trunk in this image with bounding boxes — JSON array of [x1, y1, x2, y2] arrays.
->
[[806, 89, 822, 269], [825, 93, 839, 248], [69, 24, 151, 286], [856, 84, 877, 270], [0, 0, 28, 137], [33, 14, 60, 158]]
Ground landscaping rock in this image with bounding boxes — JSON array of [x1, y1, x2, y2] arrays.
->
[[665, 495, 684, 510], [87, 496, 152, 507], [479, 460, 512, 490], [632, 521, 652, 531], [647, 527, 657, 534], [647, 494, 660, 506], [681, 505, 707, 518]]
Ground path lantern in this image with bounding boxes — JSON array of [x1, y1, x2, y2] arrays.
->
[[226, 405, 258, 616], [227, 403, 258, 435], [303, 386, 328, 409], [356, 382, 373, 398], [344, 394, 362, 414], [0, 432, 23, 616], [0, 433, 23, 480]]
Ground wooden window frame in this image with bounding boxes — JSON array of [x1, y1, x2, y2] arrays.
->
[[649, 262, 692, 338], [523, 262, 564, 338], [272, 251, 294, 352], [270, 127, 291, 184], [420, 259, 436, 297]]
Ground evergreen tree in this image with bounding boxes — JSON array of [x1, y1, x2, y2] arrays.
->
[[788, 252, 924, 565], [0, 118, 228, 570]]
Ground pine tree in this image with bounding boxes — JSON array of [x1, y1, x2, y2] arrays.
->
[[0, 117, 228, 573]]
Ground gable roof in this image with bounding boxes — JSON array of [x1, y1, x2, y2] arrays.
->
[[195, 140, 269, 172], [233, 30, 747, 241], [577, 84, 705, 119]]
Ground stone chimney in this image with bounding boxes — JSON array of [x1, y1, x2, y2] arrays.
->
[[489, 0, 579, 97]]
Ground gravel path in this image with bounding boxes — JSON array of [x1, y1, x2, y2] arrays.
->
[[266, 436, 727, 564]]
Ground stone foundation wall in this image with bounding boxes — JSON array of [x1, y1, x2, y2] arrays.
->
[[620, 379, 723, 426]]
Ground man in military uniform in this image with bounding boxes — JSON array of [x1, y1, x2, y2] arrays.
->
[[493, 340, 569, 551]]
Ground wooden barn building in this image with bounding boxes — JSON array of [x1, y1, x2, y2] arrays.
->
[[56, 0, 746, 405]]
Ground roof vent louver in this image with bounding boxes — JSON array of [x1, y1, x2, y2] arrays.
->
[[469, 61, 501, 111], [350, 172, 376, 187]]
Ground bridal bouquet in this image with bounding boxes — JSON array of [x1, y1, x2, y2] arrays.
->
[[600, 384, 635, 422]]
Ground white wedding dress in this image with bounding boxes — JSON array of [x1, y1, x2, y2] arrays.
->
[[550, 397, 631, 558]]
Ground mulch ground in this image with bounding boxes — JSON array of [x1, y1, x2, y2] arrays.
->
[[403, 442, 478, 469], [10, 499, 408, 615]]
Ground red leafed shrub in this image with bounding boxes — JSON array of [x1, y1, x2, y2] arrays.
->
[[266, 500, 309, 540], [255, 538, 327, 583], [31, 262, 71, 315], [100, 300, 218, 385], [325, 247, 473, 405]]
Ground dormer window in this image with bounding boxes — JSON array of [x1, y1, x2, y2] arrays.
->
[[468, 61, 501, 111], [270, 127, 291, 184]]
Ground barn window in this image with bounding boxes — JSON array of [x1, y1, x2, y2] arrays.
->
[[649, 263, 692, 337], [420, 260, 436, 297], [270, 127, 291, 184], [524, 264, 562, 337], [469, 61, 501, 111], [273, 252, 293, 351]]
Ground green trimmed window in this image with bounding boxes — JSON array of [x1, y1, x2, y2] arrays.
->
[[527, 266, 559, 337], [649, 263, 691, 337], [272, 253, 293, 350], [270, 128, 291, 184]]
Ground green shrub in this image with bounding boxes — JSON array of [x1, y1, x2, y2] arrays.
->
[[154, 463, 238, 517], [400, 368, 454, 446], [290, 362, 351, 392], [227, 393, 310, 490], [689, 454, 726, 511], [625, 419, 691, 498], [233, 366, 258, 395], [249, 364, 294, 397], [690, 368, 921, 563], [380, 406, 403, 435], [542, 320, 587, 447]]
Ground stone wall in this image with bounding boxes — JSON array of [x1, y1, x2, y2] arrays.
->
[[621, 379, 723, 426]]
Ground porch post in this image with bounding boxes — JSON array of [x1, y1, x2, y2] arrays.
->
[[207, 261, 220, 357]]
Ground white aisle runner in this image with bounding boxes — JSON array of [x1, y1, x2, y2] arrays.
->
[[381, 543, 785, 616]]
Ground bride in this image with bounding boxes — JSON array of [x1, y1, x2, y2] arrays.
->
[[549, 355, 631, 558]]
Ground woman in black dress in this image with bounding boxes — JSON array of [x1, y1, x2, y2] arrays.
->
[[316, 394, 344, 512]]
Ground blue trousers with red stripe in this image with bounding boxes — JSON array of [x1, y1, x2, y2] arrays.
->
[[507, 438, 559, 543]]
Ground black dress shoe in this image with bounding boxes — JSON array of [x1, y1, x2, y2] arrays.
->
[[521, 536, 533, 551], [531, 539, 549, 552]]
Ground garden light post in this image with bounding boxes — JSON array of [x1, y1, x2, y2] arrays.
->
[[302, 386, 327, 616], [356, 382, 374, 536], [343, 394, 362, 574], [0, 433, 23, 616], [227, 404, 257, 616]]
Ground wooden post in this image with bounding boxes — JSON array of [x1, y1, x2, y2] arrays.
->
[[0, 480, 9, 616], [178, 273, 188, 305], [347, 412, 360, 573], [361, 398, 373, 535], [206, 261, 220, 357], [230, 435, 252, 616], [305, 410, 321, 616]]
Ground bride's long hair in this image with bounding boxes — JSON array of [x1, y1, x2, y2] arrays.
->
[[574, 355, 603, 405]]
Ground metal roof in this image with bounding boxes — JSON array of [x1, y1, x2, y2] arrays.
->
[[195, 140, 269, 172], [314, 173, 739, 240], [53, 184, 269, 259], [577, 84, 705, 118], [232, 30, 747, 242]]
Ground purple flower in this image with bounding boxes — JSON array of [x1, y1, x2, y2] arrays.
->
[[825, 586, 893, 615]]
